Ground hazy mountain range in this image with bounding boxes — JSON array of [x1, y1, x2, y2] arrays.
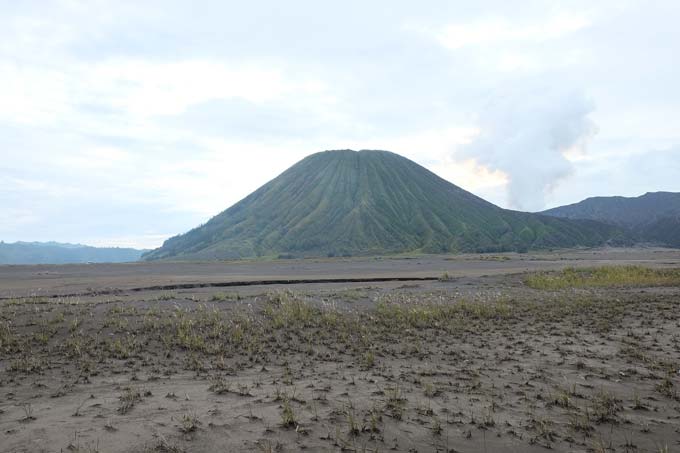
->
[[0, 241, 146, 265], [541, 192, 680, 247]]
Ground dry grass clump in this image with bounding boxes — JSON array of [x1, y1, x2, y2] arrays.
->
[[524, 265, 680, 290], [264, 291, 317, 328], [0, 320, 18, 353], [209, 292, 240, 302], [591, 390, 623, 423], [280, 398, 297, 428], [179, 412, 200, 433], [438, 271, 454, 282], [118, 387, 143, 414], [374, 298, 513, 328]]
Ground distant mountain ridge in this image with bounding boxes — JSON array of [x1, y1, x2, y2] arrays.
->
[[144, 150, 627, 260], [0, 241, 146, 265], [542, 192, 680, 247]]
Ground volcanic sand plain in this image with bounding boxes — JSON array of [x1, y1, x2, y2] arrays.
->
[[1, 247, 680, 452]]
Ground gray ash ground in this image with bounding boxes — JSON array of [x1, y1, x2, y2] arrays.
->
[[1, 248, 680, 452]]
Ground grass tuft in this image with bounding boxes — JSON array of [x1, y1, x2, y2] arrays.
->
[[525, 266, 680, 290]]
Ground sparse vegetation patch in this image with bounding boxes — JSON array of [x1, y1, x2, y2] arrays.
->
[[524, 265, 680, 289], [2, 253, 680, 452]]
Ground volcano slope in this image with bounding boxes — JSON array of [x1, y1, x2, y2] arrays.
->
[[145, 150, 625, 260]]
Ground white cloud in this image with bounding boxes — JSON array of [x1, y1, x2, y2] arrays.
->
[[60, 146, 132, 169], [88, 59, 318, 117], [0, 62, 70, 126], [435, 12, 591, 49], [0, 58, 329, 129]]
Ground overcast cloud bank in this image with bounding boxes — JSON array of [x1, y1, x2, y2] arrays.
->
[[1, 1, 679, 248]]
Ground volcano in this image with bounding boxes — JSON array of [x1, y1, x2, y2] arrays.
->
[[144, 150, 625, 260]]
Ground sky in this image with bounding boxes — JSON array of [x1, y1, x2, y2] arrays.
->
[[2, 0, 679, 249]]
